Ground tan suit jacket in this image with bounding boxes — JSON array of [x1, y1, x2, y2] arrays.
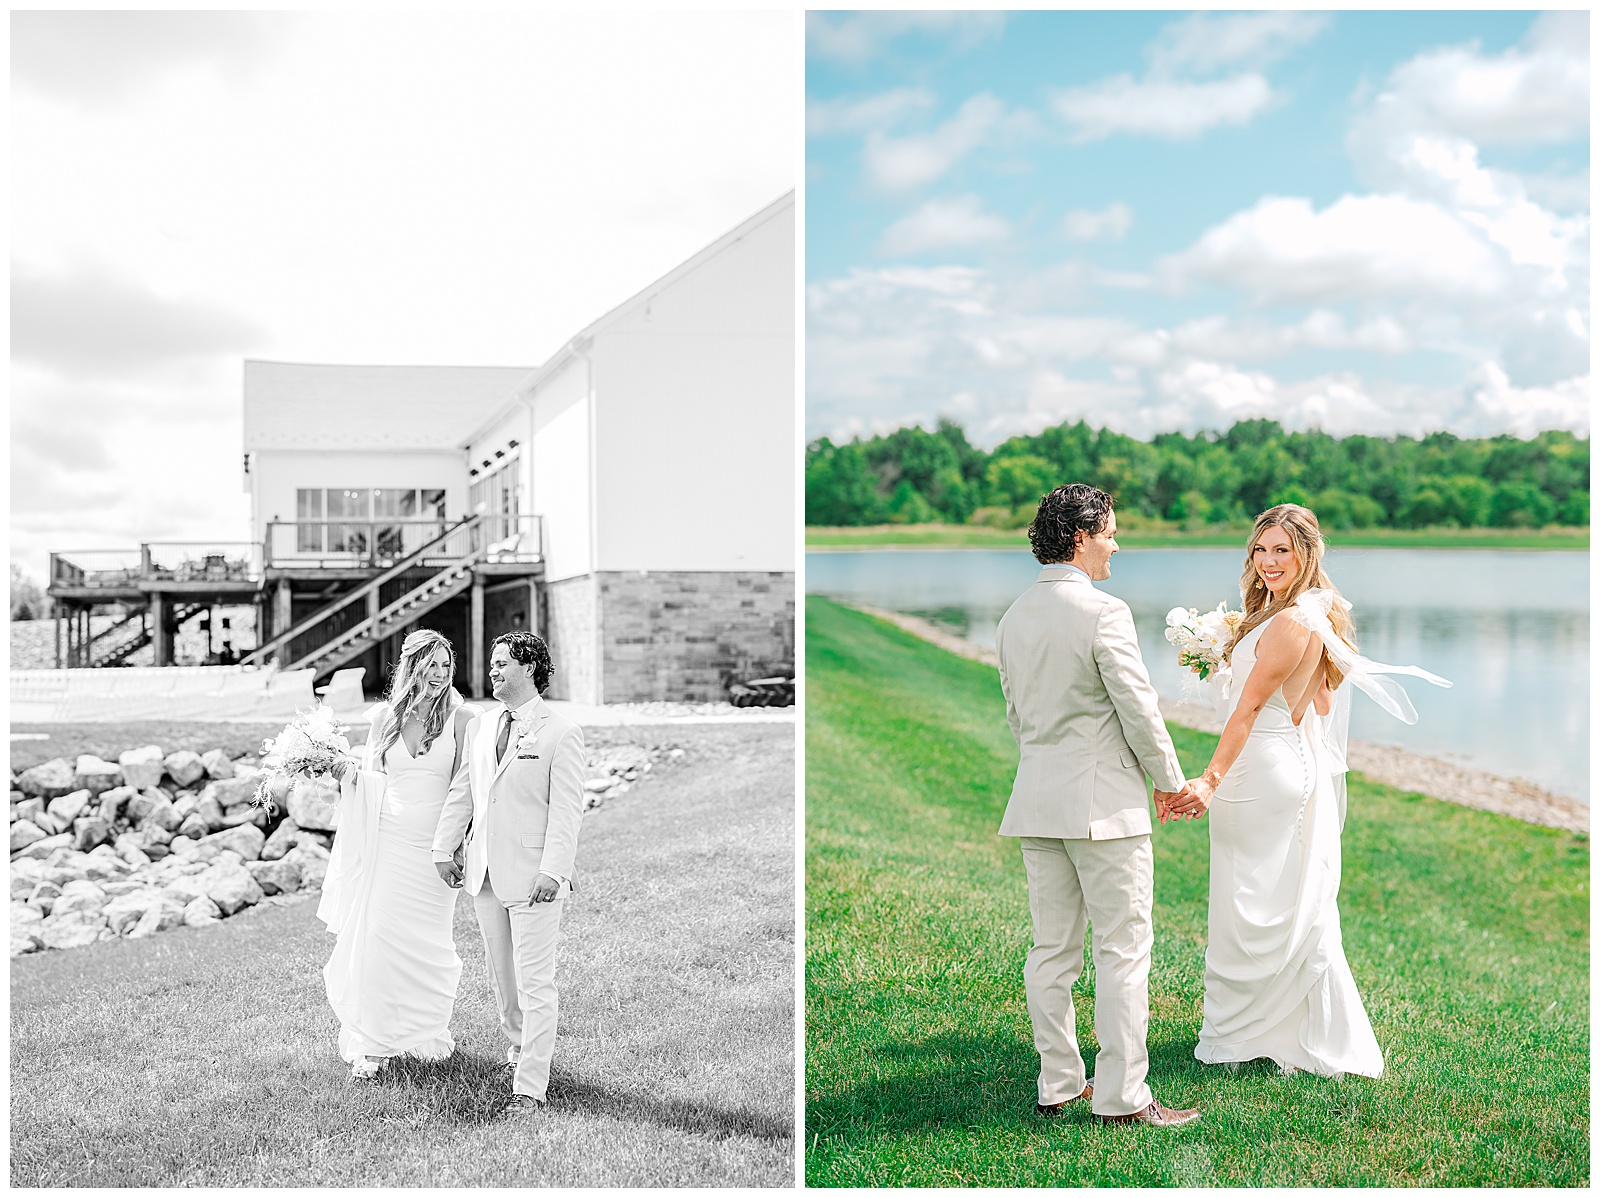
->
[[432, 696, 587, 899], [996, 565, 1184, 840]]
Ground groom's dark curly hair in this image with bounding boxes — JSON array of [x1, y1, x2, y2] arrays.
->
[[1028, 483, 1113, 564], [492, 630, 555, 693]]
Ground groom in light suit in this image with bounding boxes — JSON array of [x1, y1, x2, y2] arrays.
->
[[995, 483, 1202, 1128], [434, 631, 587, 1112]]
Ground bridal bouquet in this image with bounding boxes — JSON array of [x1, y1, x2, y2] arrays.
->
[[252, 706, 353, 814], [1164, 602, 1243, 681]]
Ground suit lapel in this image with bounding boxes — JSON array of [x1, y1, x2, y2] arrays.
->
[[489, 702, 549, 789]]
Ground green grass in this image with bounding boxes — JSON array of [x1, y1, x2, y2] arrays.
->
[[803, 596, 1588, 1187], [11, 724, 795, 1186], [805, 523, 1591, 551]]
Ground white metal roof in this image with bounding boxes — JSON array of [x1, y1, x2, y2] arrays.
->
[[243, 362, 530, 451]]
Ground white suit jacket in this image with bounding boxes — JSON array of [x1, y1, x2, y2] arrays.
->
[[431, 695, 587, 899], [995, 564, 1185, 840]]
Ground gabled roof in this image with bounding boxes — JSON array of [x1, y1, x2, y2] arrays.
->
[[243, 362, 530, 451], [461, 190, 795, 448]]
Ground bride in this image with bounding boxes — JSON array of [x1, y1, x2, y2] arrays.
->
[[318, 629, 478, 1078], [1171, 503, 1448, 1078]]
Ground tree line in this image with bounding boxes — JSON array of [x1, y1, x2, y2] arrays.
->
[[806, 417, 1590, 530]]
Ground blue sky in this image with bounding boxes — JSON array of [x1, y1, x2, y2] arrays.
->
[[806, 11, 1589, 446]]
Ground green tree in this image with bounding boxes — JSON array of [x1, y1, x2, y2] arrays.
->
[[1313, 489, 1384, 530], [1439, 475, 1493, 527], [805, 439, 887, 526], [10, 565, 47, 621], [985, 454, 1055, 510], [886, 479, 938, 524], [1558, 489, 1589, 526], [1268, 484, 1314, 508], [1397, 483, 1450, 528], [1488, 481, 1555, 528]]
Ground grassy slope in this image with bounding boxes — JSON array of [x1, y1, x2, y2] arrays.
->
[[805, 523, 1591, 551], [804, 597, 1588, 1187], [11, 724, 795, 1187]]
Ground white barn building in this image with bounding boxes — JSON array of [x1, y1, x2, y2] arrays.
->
[[48, 192, 795, 703]]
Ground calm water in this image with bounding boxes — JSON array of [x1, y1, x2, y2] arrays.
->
[[807, 548, 1590, 802]]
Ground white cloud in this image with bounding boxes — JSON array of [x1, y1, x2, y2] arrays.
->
[[1052, 74, 1275, 142], [1061, 202, 1133, 242], [1159, 194, 1504, 303], [877, 195, 1010, 257], [1356, 11, 1588, 150], [805, 12, 1005, 65], [862, 93, 1006, 192], [1147, 11, 1330, 76], [1171, 311, 1412, 360], [807, 87, 935, 136]]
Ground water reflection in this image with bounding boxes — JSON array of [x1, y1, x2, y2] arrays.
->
[[807, 548, 1589, 802]]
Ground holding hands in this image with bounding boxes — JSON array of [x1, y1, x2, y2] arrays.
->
[[1155, 772, 1216, 824]]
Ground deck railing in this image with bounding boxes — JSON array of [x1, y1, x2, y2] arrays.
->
[[263, 514, 543, 568], [143, 542, 262, 583], [50, 550, 145, 590]]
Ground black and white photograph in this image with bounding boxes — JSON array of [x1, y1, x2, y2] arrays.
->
[[10, 10, 798, 1187]]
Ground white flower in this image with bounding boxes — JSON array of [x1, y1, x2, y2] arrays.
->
[[1165, 606, 1192, 628]]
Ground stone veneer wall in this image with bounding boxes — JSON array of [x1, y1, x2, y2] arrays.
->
[[598, 571, 795, 703], [544, 575, 598, 705]]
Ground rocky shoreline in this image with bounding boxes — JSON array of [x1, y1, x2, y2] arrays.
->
[[9, 736, 680, 958], [850, 603, 1588, 836]]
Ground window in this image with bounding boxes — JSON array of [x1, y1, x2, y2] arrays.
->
[[296, 489, 324, 552], [293, 488, 448, 558]]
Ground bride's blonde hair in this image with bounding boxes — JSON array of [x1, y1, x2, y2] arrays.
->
[[1227, 503, 1356, 690], [374, 629, 461, 769]]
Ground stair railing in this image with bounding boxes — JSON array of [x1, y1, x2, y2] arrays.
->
[[244, 515, 485, 668], [288, 560, 477, 675]]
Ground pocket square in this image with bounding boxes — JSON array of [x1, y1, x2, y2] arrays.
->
[[516, 753, 540, 761]]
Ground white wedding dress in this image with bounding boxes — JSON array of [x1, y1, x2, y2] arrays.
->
[[319, 703, 462, 1064], [1195, 590, 1449, 1078]]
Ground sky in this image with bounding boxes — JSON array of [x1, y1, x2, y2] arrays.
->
[[805, 10, 1590, 448], [10, 10, 798, 584]]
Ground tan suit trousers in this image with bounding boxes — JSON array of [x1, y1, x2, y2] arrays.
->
[[474, 871, 566, 1101], [1020, 834, 1154, 1116]]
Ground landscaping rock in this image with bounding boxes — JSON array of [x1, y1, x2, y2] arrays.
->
[[17, 759, 76, 800], [201, 775, 261, 811], [164, 751, 207, 787], [22, 880, 61, 915], [10, 819, 46, 855], [112, 834, 152, 869], [82, 845, 131, 881], [201, 749, 236, 780], [176, 814, 209, 840], [74, 756, 123, 796], [104, 889, 185, 936], [49, 880, 109, 918], [182, 895, 222, 926], [13, 833, 72, 862], [11, 901, 44, 931], [200, 824, 266, 863], [118, 746, 166, 790], [195, 796, 226, 833], [172, 792, 201, 820], [219, 805, 269, 830], [161, 876, 209, 906], [96, 786, 137, 826], [137, 791, 182, 833], [283, 841, 330, 889], [196, 863, 263, 915], [287, 778, 340, 831], [260, 818, 301, 861], [72, 816, 114, 854], [139, 821, 174, 846], [14, 797, 46, 826], [31, 811, 66, 836], [248, 857, 302, 895], [46, 789, 93, 827], [40, 909, 108, 950]]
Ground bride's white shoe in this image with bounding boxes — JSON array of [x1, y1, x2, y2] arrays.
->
[[350, 1056, 386, 1079]]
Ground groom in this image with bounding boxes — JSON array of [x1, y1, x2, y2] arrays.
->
[[433, 631, 588, 1113], [995, 483, 1203, 1128]]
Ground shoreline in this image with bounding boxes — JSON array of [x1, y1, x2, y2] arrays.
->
[[845, 602, 1588, 836]]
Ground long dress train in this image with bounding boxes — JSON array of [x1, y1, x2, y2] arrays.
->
[[1195, 591, 1448, 1077], [319, 703, 462, 1063]]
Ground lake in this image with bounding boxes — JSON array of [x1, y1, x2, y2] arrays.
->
[[806, 547, 1590, 803]]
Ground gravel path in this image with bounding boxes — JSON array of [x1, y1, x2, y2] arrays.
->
[[849, 602, 1588, 835]]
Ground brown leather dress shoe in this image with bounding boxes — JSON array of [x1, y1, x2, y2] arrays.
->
[[1036, 1077, 1094, 1115], [1096, 1098, 1201, 1127]]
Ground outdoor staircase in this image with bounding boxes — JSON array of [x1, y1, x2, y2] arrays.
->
[[243, 515, 487, 683], [75, 601, 208, 668], [78, 610, 149, 668]]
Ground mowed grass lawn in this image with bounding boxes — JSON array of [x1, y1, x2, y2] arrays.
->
[[804, 597, 1588, 1187], [11, 723, 795, 1187]]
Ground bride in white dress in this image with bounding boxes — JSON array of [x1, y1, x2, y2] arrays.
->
[[318, 629, 478, 1078], [1175, 504, 1448, 1078]]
